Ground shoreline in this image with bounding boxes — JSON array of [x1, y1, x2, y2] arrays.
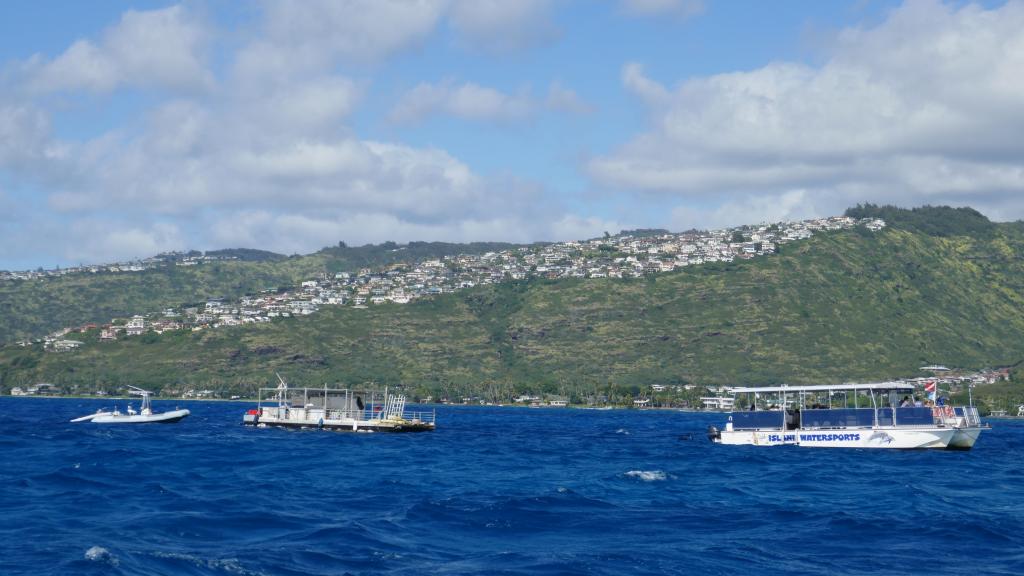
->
[[4, 394, 259, 403], [3, 394, 716, 412]]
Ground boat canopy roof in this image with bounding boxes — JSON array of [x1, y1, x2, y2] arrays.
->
[[727, 382, 915, 394]]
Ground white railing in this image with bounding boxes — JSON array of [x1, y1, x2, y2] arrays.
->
[[958, 406, 981, 427], [931, 406, 981, 428], [383, 394, 407, 419], [321, 407, 436, 423]]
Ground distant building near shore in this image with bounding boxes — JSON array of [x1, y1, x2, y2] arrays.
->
[[701, 396, 735, 411], [920, 365, 950, 371], [11, 383, 59, 396]]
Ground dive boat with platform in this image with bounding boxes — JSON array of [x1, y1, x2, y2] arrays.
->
[[707, 382, 986, 450], [243, 375, 435, 433], [71, 386, 190, 424]]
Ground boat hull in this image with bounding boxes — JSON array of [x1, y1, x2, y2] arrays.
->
[[947, 427, 983, 450], [91, 409, 191, 424], [716, 430, 797, 446], [799, 428, 954, 449], [243, 413, 433, 432], [715, 427, 957, 449]]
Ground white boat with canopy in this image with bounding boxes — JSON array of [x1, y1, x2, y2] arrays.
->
[[706, 382, 986, 449], [243, 374, 435, 433], [71, 386, 190, 424]]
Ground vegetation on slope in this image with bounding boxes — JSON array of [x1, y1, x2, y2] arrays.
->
[[0, 241, 527, 344], [4, 211, 1024, 410], [845, 203, 997, 239]]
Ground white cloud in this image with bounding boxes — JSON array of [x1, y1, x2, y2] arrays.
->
[[0, 188, 11, 222], [205, 208, 627, 255], [620, 0, 704, 19], [390, 79, 534, 124], [257, 0, 445, 67], [46, 98, 488, 221], [547, 214, 630, 241], [0, 102, 52, 169], [592, 0, 1024, 219], [0, 2, 639, 267], [546, 82, 593, 114], [61, 220, 186, 264], [27, 5, 212, 93], [391, 79, 592, 123], [448, 0, 559, 53], [670, 191, 819, 231], [232, 76, 364, 139], [621, 62, 669, 106]]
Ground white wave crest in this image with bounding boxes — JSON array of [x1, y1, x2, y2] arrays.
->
[[84, 546, 118, 565], [624, 470, 671, 482], [149, 551, 260, 575], [615, 428, 631, 435]]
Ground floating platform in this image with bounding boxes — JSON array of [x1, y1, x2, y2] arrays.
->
[[242, 377, 435, 433]]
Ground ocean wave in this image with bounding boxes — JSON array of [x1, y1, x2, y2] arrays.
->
[[3, 398, 1023, 576], [84, 546, 118, 566], [147, 551, 266, 575], [623, 470, 672, 482]]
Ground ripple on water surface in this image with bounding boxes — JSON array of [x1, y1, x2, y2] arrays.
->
[[1, 398, 1023, 576]]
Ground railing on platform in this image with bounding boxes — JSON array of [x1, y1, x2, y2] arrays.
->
[[322, 408, 436, 423]]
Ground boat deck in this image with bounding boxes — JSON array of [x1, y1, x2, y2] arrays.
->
[[242, 381, 436, 433]]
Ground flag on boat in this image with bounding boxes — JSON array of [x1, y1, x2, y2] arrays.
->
[[924, 380, 937, 401]]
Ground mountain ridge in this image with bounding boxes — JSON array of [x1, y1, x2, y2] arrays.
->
[[3, 207, 1024, 409]]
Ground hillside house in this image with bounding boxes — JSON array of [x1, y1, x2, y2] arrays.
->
[[126, 315, 146, 336], [52, 339, 83, 352]]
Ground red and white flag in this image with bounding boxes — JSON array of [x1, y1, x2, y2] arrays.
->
[[924, 380, 937, 400]]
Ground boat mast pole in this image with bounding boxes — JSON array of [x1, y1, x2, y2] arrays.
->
[[870, 390, 878, 427]]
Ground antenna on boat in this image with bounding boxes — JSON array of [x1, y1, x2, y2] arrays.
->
[[274, 373, 288, 407], [126, 385, 153, 414]]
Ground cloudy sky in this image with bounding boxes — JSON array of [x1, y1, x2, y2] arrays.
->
[[0, 0, 1021, 269]]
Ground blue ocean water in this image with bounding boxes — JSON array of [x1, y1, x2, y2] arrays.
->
[[1, 397, 1022, 576]]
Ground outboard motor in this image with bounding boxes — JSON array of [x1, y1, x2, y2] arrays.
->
[[706, 425, 721, 442]]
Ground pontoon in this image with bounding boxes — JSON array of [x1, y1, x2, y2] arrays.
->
[[706, 382, 986, 449]]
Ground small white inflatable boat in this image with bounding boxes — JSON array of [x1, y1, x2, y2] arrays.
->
[[71, 386, 190, 424]]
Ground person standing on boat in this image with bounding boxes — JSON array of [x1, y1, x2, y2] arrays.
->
[[900, 395, 912, 407]]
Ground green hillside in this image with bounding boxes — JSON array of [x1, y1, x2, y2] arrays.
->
[[0, 241, 523, 344], [3, 209, 1024, 408]]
